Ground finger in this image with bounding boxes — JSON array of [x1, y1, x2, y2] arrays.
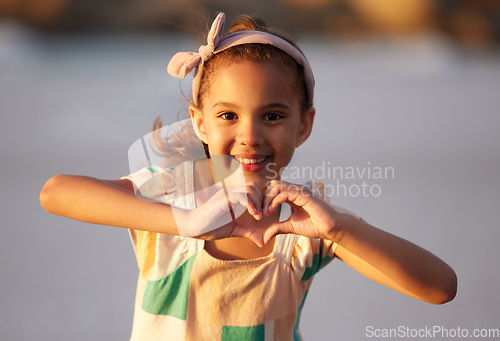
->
[[230, 187, 259, 220], [225, 184, 254, 219], [245, 195, 261, 220], [246, 183, 264, 219], [262, 221, 291, 245], [263, 180, 285, 216], [232, 224, 264, 247], [268, 189, 300, 216], [264, 181, 301, 216], [268, 183, 314, 216], [226, 182, 262, 220]]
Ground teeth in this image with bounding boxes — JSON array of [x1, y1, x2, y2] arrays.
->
[[236, 156, 267, 164]]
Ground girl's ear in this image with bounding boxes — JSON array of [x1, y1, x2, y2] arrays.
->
[[189, 105, 209, 144], [295, 107, 316, 148]]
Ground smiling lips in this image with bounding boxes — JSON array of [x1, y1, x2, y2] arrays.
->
[[236, 156, 268, 164], [234, 155, 270, 172]]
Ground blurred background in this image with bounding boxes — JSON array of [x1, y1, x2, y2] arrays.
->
[[1, 0, 499, 340], [1, 0, 500, 46]]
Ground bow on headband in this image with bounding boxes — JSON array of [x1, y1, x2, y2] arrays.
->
[[167, 12, 315, 106], [167, 12, 225, 79]]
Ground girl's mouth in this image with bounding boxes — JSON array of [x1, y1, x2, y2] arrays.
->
[[234, 155, 270, 172], [236, 156, 268, 164]]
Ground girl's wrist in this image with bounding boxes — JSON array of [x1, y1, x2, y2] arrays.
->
[[324, 212, 353, 243]]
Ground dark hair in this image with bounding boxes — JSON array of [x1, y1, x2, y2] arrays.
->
[[196, 15, 310, 112]]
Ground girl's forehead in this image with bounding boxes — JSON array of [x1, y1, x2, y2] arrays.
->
[[202, 62, 299, 109]]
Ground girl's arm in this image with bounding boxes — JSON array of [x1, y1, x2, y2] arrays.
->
[[261, 180, 457, 304], [40, 174, 265, 245], [330, 214, 457, 305], [40, 175, 181, 233]]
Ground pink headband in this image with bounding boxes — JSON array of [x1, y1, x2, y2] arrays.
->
[[167, 12, 315, 106]]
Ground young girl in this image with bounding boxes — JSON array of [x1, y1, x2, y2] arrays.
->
[[40, 12, 457, 341]]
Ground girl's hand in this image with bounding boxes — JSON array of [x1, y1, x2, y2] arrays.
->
[[261, 180, 341, 244], [176, 180, 265, 247]]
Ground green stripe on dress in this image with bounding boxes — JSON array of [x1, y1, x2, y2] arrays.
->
[[293, 290, 308, 341], [141, 254, 197, 320], [221, 324, 265, 341], [301, 253, 333, 281]]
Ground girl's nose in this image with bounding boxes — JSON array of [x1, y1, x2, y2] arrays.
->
[[236, 118, 264, 146]]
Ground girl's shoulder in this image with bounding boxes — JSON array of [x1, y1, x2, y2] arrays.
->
[[123, 161, 196, 209], [130, 229, 203, 281], [278, 234, 338, 282]]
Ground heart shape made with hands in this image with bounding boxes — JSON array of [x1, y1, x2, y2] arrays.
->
[[126, 119, 334, 246]]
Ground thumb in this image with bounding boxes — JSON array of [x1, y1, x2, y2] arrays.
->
[[232, 224, 264, 248], [263, 221, 292, 245]]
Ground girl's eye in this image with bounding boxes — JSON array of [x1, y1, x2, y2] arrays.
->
[[264, 112, 282, 121], [219, 112, 237, 120]]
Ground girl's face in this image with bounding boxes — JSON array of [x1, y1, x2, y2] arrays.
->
[[191, 61, 315, 188]]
